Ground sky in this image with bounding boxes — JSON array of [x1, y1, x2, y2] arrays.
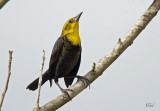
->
[[0, 0, 160, 111]]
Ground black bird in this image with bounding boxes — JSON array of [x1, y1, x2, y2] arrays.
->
[[26, 12, 89, 97]]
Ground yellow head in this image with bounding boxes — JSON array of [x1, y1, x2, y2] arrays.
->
[[61, 12, 82, 46]]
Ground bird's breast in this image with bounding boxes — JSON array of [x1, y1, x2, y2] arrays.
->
[[55, 39, 81, 77]]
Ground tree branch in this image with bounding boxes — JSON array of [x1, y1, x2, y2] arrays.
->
[[35, 0, 160, 111], [0, 0, 9, 9], [0, 50, 13, 111], [33, 50, 45, 111]]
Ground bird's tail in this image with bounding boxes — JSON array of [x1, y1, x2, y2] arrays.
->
[[26, 69, 50, 91]]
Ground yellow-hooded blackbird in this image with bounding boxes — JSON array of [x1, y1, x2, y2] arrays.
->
[[26, 12, 89, 97]]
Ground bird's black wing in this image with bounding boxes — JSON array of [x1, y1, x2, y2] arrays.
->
[[64, 50, 81, 87], [49, 36, 64, 86]]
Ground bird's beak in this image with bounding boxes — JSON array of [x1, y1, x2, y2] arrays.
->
[[74, 12, 83, 22]]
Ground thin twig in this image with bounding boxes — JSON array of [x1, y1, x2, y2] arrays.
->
[[33, 0, 160, 110], [34, 50, 45, 110], [0, 50, 13, 110]]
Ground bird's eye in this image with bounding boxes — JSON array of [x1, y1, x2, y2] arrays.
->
[[68, 20, 72, 23]]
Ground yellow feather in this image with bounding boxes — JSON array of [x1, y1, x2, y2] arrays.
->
[[61, 18, 81, 46]]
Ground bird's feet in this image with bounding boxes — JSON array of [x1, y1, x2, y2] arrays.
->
[[56, 82, 74, 100], [76, 76, 90, 89], [60, 88, 74, 100]]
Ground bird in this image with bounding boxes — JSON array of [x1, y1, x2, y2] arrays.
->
[[26, 12, 89, 98]]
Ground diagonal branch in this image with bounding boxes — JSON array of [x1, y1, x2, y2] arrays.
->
[[34, 0, 160, 111], [0, 50, 13, 111], [0, 0, 9, 9]]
